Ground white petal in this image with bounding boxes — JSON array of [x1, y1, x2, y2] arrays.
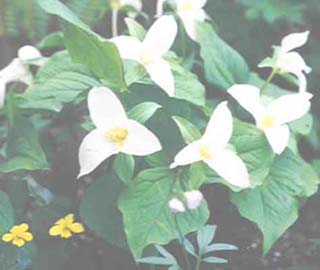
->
[[0, 79, 7, 108], [169, 198, 186, 213], [18, 46, 42, 61], [203, 101, 232, 149], [156, 0, 166, 17], [205, 149, 250, 188], [184, 190, 203, 210], [264, 125, 290, 155], [111, 36, 142, 61], [295, 71, 307, 93], [142, 15, 177, 58], [88, 87, 127, 129], [267, 92, 312, 125], [144, 59, 175, 96], [121, 120, 162, 156], [78, 129, 118, 178], [0, 59, 29, 83], [281, 31, 310, 53], [180, 16, 198, 41], [228, 84, 265, 122], [171, 140, 203, 168], [277, 51, 311, 74]]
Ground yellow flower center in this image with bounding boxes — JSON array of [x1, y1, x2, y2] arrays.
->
[[140, 51, 153, 66], [261, 116, 276, 129], [107, 127, 128, 148], [199, 145, 214, 160], [181, 1, 193, 12], [110, 0, 121, 9]]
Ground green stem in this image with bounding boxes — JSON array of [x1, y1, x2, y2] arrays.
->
[[174, 216, 192, 270], [261, 67, 278, 94], [112, 9, 119, 37], [195, 255, 201, 270]]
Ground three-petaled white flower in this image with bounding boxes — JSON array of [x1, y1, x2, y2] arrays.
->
[[78, 87, 162, 178], [111, 0, 142, 17], [264, 31, 311, 93], [171, 102, 250, 188], [112, 15, 177, 96], [157, 0, 208, 41], [228, 84, 313, 155], [0, 45, 43, 108]]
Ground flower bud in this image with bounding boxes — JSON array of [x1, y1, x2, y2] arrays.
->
[[184, 190, 203, 210], [169, 198, 186, 213]]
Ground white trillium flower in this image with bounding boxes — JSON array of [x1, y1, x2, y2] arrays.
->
[[169, 198, 186, 213], [157, 0, 208, 41], [228, 84, 313, 155], [0, 45, 43, 108], [78, 87, 162, 178], [276, 31, 311, 93], [111, 15, 177, 96], [171, 102, 250, 188], [184, 190, 203, 210]]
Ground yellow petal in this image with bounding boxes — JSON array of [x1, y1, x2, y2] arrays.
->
[[12, 238, 25, 247], [61, 229, 72, 239], [49, 225, 63, 236], [20, 232, 33, 242], [2, 233, 14, 242], [18, 223, 29, 233], [55, 218, 66, 226], [69, 223, 84, 234], [65, 214, 74, 223], [10, 225, 21, 234]]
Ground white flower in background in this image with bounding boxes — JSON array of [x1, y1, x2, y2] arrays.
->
[[112, 15, 177, 96], [111, 0, 142, 17], [157, 0, 208, 41], [78, 87, 162, 178], [0, 45, 43, 108], [171, 102, 250, 188], [169, 198, 186, 213], [228, 84, 313, 155], [184, 190, 203, 210]]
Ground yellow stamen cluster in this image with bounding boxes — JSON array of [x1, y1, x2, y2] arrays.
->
[[107, 127, 129, 148], [261, 116, 276, 129], [140, 52, 153, 66], [2, 223, 33, 247], [181, 1, 193, 12], [49, 214, 84, 239], [199, 145, 214, 160]]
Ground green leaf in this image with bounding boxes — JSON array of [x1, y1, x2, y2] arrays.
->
[[172, 63, 206, 107], [172, 116, 201, 144], [63, 21, 127, 91], [80, 173, 127, 249], [0, 191, 14, 235], [17, 51, 100, 112], [119, 167, 209, 258], [125, 18, 146, 41], [202, 256, 228, 264], [128, 102, 162, 124], [114, 154, 135, 185], [189, 162, 207, 189], [197, 225, 217, 253], [197, 22, 250, 90], [37, 0, 126, 91], [37, 31, 64, 49], [231, 150, 320, 254], [0, 117, 49, 172]]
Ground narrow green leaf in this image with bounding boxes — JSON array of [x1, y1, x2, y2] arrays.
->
[[128, 102, 162, 124], [114, 154, 135, 185], [202, 256, 228, 264], [172, 116, 201, 144], [125, 18, 146, 41]]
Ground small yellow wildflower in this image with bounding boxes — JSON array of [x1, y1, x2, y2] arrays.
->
[[49, 214, 84, 239], [2, 223, 33, 247]]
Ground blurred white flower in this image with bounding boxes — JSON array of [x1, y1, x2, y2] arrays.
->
[[112, 15, 177, 96], [78, 87, 162, 178], [171, 102, 250, 188], [184, 190, 203, 210], [157, 0, 208, 41], [0, 45, 43, 108], [228, 84, 313, 154], [169, 198, 186, 213]]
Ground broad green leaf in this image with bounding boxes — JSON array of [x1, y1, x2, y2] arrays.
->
[[38, 0, 126, 91], [0, 117, 49, 172], [114, 154, 135, 185], [37, 31, 64, 49], [80, 173, 127, 249], [172, 116, 201, 144], [0, 191, 14, 235], [189, 162, 207, 189], [197, 22, 250, 90], [17, 51, 99, 112], [128, 102, 162, 124], [119, 167, 209, 258], [231, 149, 320, 254], [125, 18, 146, 41]]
